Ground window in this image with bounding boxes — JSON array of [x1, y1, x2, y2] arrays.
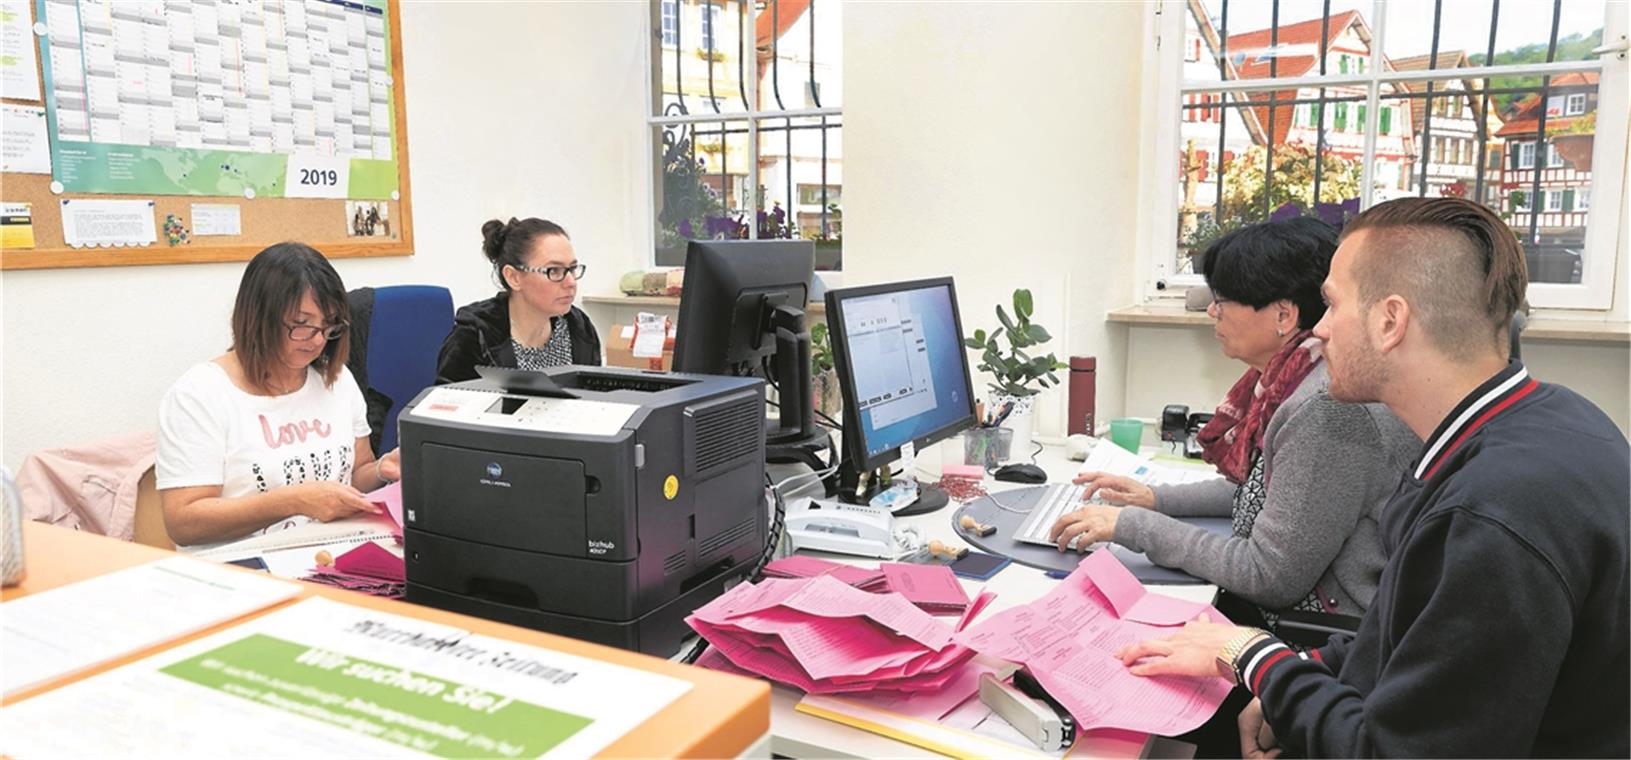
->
[[1158, 1, 1627, 308], [650, 0, 843, 269], [660, 0, 677, 47], [1578, 186, 1592, 211], [700, 3, 722, 52]]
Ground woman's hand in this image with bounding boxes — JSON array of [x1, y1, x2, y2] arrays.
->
[[377, 448, 401, 482], [291, 481, 379, 522], [1113, 613, 1242, 680], [1072, 471, 1156, 508], [1048, 505, 1121, 552]]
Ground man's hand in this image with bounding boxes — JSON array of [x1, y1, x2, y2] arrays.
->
[[1072, 471, 1156, 508], [292, 481, 378, 522], [1048, 505, 1121, 552], [1238, 698, 1281, 759], [1114, 613, 1243, 680]]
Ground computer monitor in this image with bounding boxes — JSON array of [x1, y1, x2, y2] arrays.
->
[[824, 277, 978, 515], [672, 239, 828, 460]]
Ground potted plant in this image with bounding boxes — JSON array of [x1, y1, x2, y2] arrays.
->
[[1552, 112, 1596, 171], [963, 289, 1067, 448], [810, 321, 841, 420]]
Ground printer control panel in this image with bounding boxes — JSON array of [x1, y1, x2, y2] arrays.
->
[[410, 387, 639, 437]]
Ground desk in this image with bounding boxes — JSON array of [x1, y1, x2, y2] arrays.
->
[[3, 521, 771, 759], [763, 440, 1218, 758]]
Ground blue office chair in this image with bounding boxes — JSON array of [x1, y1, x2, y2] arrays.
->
[[346, 285, 454, 455]]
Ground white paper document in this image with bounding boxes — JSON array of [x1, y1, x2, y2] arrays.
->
[[1, 556, 301, 697], [0, 0, 41, 101], [0, 104, 51, 173], [2, 597, 694, 759], [190, 203, 242, 236], [58, 198, 157, 247]]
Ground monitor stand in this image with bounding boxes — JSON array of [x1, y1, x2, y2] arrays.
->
[[766, 424, 836, 494], [833, 469, 951, 517]]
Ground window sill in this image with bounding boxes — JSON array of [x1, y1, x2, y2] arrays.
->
[[1106, 303, 1630, 345], [582, 293, 827, 316]]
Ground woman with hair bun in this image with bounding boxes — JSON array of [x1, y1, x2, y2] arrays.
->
[[436, 217, 601, 383]]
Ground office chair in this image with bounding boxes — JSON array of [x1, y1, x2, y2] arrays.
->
[[346, 285, 455, 455]]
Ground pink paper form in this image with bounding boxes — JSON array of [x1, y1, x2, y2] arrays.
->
[[880, 562, 970, 611], [953, 551, 1233, 735]]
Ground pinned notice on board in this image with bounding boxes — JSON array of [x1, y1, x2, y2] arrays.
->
[[190, 204, 242, 236], [60, 199, 157, 248], [1, 202, 34, 249], [1, 104, 51, 174], [0, 0, 41, 101]]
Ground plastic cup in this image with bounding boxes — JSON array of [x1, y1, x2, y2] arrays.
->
[[964, 427, 1015, 469], [1109, 418, 1144, 453]]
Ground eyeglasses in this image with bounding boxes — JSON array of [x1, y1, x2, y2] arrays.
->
[[285, 321, 349, 341], [511, 263, 587, 282]]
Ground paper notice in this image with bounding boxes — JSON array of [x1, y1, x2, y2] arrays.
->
[[1, 202, 34, 248], [2, 597, 694, 759], [1, 104, 51, 173], [0, 0, 41, 101], [59, 198, 158, 248], [632, 312, 668, 358], [190, 203, 242, 235]]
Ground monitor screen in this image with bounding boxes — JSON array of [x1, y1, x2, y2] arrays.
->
[[826, 278, 976, 468]]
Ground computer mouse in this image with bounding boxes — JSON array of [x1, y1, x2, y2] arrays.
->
[[993, 463, 1048, 484]]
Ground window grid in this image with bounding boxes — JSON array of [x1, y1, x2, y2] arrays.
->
[[1164, 0, 1623, 307], [650, 0, 842, 264]]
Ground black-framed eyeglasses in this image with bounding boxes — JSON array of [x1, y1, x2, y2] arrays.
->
[[512, 263, 587, 282], [286, 321, 349, 341]]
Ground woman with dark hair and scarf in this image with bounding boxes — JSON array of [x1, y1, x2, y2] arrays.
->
[[1050, 217, 1418, 626]]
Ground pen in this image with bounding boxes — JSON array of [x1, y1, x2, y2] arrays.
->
[[1044, 569, 1070, 579]]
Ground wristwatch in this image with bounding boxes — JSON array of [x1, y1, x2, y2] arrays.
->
[[1217, 627, 1270, 681]]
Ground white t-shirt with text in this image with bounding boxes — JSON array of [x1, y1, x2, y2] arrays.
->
[[157, 361, 371, 543]]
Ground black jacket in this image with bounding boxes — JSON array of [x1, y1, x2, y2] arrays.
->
[[435, 291, 601, 385], [1242, 362, 1629, 757]]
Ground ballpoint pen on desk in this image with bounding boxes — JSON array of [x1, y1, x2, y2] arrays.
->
[[989, 400, 1017, 429]]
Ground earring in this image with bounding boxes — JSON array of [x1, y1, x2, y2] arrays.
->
[[1277, 328, 1286, 337]]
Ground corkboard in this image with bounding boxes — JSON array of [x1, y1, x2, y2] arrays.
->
[[0, 1, 413, 271]]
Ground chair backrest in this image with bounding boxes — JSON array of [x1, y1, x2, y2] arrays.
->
[[365, 285, 455, 453]]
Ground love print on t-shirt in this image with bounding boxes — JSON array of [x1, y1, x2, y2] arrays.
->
[[260, 414, 335, 448]]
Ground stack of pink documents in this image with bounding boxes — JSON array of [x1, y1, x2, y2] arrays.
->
[[953, 550, 1235, 735], [687, 573, 995, 697], [761, 557, 971, 615]]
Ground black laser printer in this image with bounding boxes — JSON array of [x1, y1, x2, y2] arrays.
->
[[397, 365, 768, 655]]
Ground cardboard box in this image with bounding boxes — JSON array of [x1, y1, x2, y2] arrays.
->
[[605, 323, 676, 372]]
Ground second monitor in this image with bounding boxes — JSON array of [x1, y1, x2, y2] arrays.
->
[[825, 277, 978, 515]]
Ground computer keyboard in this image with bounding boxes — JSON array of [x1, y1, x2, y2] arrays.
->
[[1012, 483, 1089, 547]]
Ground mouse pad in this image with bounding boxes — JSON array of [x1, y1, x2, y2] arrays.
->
[[950, 486, 1231, 584]]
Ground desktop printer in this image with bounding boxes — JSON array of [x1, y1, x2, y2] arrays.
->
[[398, 365, 768, 655]]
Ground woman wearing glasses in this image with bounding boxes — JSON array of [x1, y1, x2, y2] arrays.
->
[[157, 243, 399, 549], [435, 217, 601, 384]]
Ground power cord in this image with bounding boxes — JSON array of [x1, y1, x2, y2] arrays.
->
[[680, 470, 789, 665]]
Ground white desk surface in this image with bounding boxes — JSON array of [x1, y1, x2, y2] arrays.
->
[[761, 439, 1219, 759]]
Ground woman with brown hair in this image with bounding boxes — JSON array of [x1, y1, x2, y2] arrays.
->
[[157, 242, 399, 548]]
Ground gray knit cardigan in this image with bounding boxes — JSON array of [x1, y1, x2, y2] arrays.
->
[[1114, 363, 1420, 615]]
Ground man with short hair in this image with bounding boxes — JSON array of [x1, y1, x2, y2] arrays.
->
[[1117, 197, 1629, 757]]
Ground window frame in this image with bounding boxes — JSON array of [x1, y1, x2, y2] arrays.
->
[[1565, 92, 1588, 115], [660, 0, 678, 48], [645, 0, 844, 264], [1143, 0, 1630, 311]]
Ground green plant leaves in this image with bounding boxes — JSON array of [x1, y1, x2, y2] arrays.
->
[[965, 288, 1062, 398], [1014, 289, 1034, 320]]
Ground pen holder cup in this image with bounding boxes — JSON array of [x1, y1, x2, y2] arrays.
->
[[964, 427, 1015, 469]]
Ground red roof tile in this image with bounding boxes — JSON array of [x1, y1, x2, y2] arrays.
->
[[1495, 72, 1599, 137], [1226, 10, 1363, 80]]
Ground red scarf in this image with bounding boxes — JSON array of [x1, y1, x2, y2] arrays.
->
[[1198, 330, 1323, 484]]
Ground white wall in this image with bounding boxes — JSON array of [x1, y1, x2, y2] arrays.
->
[[842, 1, 1147, 440], [1125, 325, 1631, 435], [1, 1, 651, 468]]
